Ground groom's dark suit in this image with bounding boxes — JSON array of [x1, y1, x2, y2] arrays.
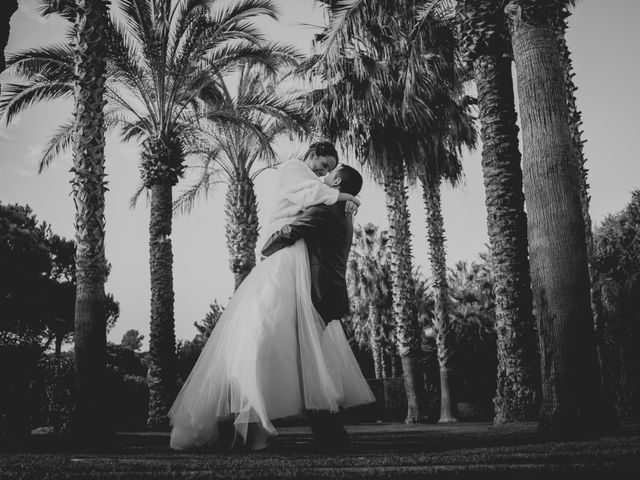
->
[[261, 201, 352, 325]]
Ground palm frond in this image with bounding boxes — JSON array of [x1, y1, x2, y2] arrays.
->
[[39, 0, 76, 22], [6, 44, 75, 81], [173, 164, 226, 215], [39, 118, 74, 173], [0, 81, 73, 125]]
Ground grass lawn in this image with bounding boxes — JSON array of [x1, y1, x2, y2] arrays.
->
[[0, 420, 638, 479]]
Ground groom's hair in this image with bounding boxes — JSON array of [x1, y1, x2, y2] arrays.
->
[[336, 164, 363, 196], [304, 141, 339, 163]]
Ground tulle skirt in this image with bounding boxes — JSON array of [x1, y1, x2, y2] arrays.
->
[[168, 240, 375, 451]]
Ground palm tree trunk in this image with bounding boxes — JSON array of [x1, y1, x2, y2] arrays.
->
[[391, 352, 400, 378], [55, 335, 63, 363], [147, 181, 177, 430], [473, 51, 541, 423], [70, 0, 110, 443], [556, 13, 617, 426], [380, 345, 388, 380], [369, 304, 383, 380], [506, 1, 607, 438], [420, 175, 456, 423], [0, 0, 18, 78], [226, 175, 259, 290], [383, 160, 425, 423]]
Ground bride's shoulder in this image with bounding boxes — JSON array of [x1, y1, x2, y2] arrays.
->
[[280, 158, 304, 170], [278, 159, 315, 180]]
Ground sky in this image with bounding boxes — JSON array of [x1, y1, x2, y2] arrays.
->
[[1, 0, 639, 349]]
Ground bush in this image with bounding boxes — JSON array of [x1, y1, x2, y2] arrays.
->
[[31, 352, 75, 433], [0, 332, 44, 437]]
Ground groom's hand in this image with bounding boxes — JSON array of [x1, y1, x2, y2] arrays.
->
[[261, 225, 295, 257], [261, 205, 333, 257]]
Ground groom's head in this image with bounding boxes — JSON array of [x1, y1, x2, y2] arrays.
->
[[324, 164, 363, 196]]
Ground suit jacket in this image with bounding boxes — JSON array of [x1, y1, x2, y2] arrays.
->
[[261, 201, 353, 324]]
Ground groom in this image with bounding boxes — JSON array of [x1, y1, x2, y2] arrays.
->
[[261, 163, 364, 451]]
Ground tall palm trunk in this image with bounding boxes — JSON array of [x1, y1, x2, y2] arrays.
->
[[146, 181, 177, 429], [383, 160, 425, 423], [369, 304, 383, 379], [556, 12, 616, 425], [55, 334, 63, 363], [506, 1, 606, 438], [70, 0, 110, 441], [457, 0, 540, 424], [226, 175, 259, 290], [0, 0, 18, 79], [142, 138, 182, 430], [420, 175, 456, 423], [474, 52, 540, 423]]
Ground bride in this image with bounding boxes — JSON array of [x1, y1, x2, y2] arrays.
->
[[168, 141, 375, 451]]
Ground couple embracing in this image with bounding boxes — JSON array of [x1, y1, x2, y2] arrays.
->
[[168, 141, 375, 452]]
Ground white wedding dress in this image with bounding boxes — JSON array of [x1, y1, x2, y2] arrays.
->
[[168, 160, 375, 451]]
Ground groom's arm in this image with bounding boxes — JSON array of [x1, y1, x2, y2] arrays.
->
[[261, 205, 333, 257]]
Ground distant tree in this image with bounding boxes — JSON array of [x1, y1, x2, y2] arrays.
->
[[593, 190, 640, 416], [0, 203, 51, 342], [121, 329, 144, 352], [0, 203, 119, 355], [448, 253, 498, 415], [194, 301, 225, 344], [176, 300, 225, 385], [346, 224, 393, 379]]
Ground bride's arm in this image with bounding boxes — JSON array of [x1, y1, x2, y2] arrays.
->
[[278, 160, 340, 211]]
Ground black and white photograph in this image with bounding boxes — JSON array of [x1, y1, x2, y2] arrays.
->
[[0, 0, 638, 478]]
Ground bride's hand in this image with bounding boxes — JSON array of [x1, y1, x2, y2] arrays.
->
[[345, 199, 359, 216], [337, 193, 360, 216]]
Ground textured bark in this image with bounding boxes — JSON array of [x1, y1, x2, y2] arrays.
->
[[507, 1, 607, 438], [474, 53, 541, 423], [420, 175, 457, 423], [369, 304, 383, 380], [556, 14, 617, 427], [70, 0, 110, 442], [380, 344, 388, 380], [146, 181, 177, 430], [226, 175, 259, 290], [383, 161, 425, 423], [0, 0, 18, 77], [140, 132, 183, 430], [55, 335, 63, 363], [457, 0, 540, 425]]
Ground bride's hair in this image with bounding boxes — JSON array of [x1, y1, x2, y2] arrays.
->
[[336, 164, 363, 196], [304, 141, 339, 163]]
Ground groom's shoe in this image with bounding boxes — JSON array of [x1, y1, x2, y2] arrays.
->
[[308, 411, 350, 453]]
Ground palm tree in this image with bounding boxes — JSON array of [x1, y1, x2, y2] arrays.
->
[[1, 0, 299, 429], [554, 6, 617, 425], [67, 0, 111, 441], [347, 223, 393, 379], [456, 0, 540, 423], [505, 0, 608, 437], [309, 1, 426, 422], [174, 65, 305, 290], [448, 255, 498, 414], [308, 0, 475, 422], [406, 1, 478, 423]]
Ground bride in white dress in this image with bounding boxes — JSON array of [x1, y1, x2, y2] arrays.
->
[[168, 142, 375, 451]]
